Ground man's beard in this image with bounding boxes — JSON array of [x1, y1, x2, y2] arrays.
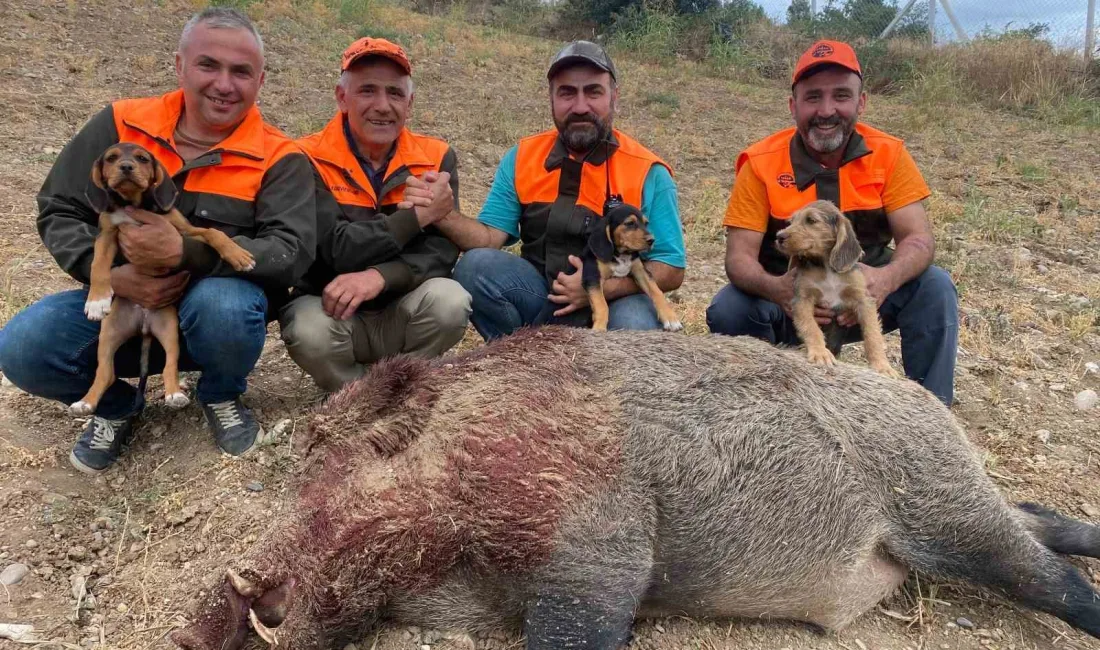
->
[[805, 114, 856, 154], [556, 112, 612, 153]]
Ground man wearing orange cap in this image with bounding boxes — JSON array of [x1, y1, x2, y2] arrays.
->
[[706, 40, 958, 405], [279, 37, 471, 392]]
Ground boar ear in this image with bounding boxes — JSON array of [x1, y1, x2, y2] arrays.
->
[[251, 577, 297, 628]]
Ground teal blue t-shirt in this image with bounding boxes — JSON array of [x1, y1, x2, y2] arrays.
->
[[477, 146, 687, 269]]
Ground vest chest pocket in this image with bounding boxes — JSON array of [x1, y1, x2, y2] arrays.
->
[[189, 193, 257, 237]]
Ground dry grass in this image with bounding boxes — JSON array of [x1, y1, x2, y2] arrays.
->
[[0, 1, 1097, 649]]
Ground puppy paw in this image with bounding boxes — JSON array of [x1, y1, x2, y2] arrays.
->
[[871, 361, 899, 378], [84, 294, 114, 321], [662, 320, 684, 332], [806, 347, 836, 366], [164, 392, 190, 409], [225, 249, 256, 273], [592, 322, 609, 332], [69, 401, 95, 416]]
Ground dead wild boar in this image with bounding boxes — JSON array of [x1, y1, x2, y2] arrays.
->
[[172, 327, 1100, 650]]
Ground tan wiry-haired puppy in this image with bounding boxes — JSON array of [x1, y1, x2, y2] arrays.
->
[[775, 200, 895, 376]]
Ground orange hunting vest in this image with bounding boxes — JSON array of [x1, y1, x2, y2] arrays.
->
[[110, 89, 300, 236], [296, 114, 452, 221], [736, 123, 904, 275], [513, 129, 670, 282]]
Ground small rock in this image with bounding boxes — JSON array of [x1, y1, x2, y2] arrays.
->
[[1036, 429, 1051, 444], [654, 623, 665, 633], [956, 616, 975, 629], [272, 418, 292, 438], [1036, 264, 1049, 274], [31, 592, 44, 599], [24, 539, 38, 549], [246, 481, 264, 493], [1082, 503, 1099, 518], [1050, 383, 1066, 392], [116, 603, 128, 613], [1074, 389, 1098, 411], [67, 546, 87, 561], [1086, 362, 1099, 375], [854, 640, 868, 650], [70, 575, 87, 600], [1, 563, 30, 586], [41, 492, 69, 505]]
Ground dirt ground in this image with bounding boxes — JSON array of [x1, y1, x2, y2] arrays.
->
[[0, 1, 1098, 649]]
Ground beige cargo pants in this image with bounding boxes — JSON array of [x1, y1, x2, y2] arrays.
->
[[278, 277, 472, 392]]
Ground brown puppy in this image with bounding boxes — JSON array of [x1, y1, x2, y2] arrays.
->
[[775, 200, 895, 376], [581, 202, 682, 332], [71, 143, 256, 416]]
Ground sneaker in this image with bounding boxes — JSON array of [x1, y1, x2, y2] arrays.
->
[[69, 415, 136, 474], [202, 398, 263, 456]]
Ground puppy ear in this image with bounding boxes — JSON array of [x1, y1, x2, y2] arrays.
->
[[586, 222, 616, 262], [84, 154, 110, 214], [150, 159, 179, 212], [828, 213, 863, 273]]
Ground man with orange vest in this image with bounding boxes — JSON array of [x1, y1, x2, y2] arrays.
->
[[706, 40, 958, 405], [0, 8, 317, 472], [440, 41, 686, 338], [278, 37, 471, 391]]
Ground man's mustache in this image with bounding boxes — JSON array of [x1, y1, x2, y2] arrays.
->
[[565, 114, 599, 127], [810, 116, 843, 128]]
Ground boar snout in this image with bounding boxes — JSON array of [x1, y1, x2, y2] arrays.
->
[[171, 570, 297, 650]]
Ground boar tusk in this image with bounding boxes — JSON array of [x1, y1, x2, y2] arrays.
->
[[226, 569, 262, 598], [249, 608, 279, 646]]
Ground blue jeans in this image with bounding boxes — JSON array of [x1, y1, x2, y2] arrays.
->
[[0, 277, 268, 419], [453, 248, 662, 340], [706, 266, 959, 406]]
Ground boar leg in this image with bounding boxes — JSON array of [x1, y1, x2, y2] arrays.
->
[[523, 488, 655, 650], [1016, 502, 1100, 558], [898, 516, 1100, 639]]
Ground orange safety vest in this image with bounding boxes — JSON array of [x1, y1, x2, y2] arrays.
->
[[736, 123, 904, 275], [111, 89, 300, 235], [513, 129, 670, 282], [297, 113, 451, 221]]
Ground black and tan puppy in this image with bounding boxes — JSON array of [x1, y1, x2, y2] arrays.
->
[[71, 143, 256, 416], [775, 200, 895, 376], [581, 202, 682, 332]]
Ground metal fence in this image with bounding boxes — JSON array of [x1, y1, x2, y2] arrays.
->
[[766, 0, 1097, 58]]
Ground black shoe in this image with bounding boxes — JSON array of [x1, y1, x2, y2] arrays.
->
[[69, 415, 136, 474], [202, 398, 263, 456]]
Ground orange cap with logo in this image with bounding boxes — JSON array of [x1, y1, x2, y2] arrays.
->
[[791, 40, 861, 86], [341, 37, 411, 74]]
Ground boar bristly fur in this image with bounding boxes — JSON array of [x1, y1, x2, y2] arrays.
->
[[173, 327, 1100, 650]]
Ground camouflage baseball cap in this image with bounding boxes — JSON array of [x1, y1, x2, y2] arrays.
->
[[547, 40, 617, 82]]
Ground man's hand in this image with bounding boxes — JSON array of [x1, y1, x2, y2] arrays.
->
[[322, 269, 386, 321], [110, 264, 190, 310], [117, 207, 185, 269], [397, 171, 453, 228], [773, 270, 833, 325], [549, 255, 588, 317], [836, 263, 895, 327]]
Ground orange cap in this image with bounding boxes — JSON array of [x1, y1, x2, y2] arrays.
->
[[791, 40, 861, 86], [341, 37, 411, 74]]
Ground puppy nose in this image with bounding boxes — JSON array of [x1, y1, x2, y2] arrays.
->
[[645, 234, 655, 245], [776, 230, 789, 242], [119, 162, 134, 174]]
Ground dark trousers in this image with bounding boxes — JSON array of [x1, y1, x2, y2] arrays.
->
[[705, 266, 959, 406]]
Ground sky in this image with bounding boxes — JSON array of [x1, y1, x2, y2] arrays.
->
[[752, 0, 1096, 50]]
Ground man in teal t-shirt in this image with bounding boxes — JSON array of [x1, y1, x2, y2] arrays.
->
[[436, 41, 686, 339]]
